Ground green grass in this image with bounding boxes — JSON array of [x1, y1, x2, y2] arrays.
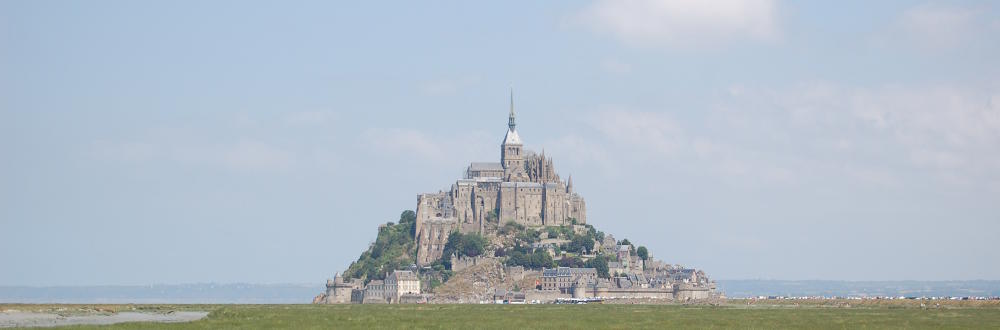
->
[[15, 303, 1000, 329]]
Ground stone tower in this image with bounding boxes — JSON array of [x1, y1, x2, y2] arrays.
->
[[501, 90, 528, 182], [414, 91, 588, 265]]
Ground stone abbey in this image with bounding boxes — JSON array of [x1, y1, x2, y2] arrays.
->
[[415, 94, 587, 265], [319, 94, 719, 304]]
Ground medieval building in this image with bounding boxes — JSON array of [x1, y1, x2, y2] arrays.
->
[[415, 94, 587, 265]]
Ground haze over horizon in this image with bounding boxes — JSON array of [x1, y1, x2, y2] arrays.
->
[[2, 0, 999, 286]]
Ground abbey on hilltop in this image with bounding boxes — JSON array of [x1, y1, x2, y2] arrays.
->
[[415, 92, 588, 265], [317, 93, 719, 305]]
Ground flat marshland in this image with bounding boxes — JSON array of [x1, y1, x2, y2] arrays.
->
[[2, 300, 999, 329]]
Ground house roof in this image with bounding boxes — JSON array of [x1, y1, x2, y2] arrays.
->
[[469, 162, 504, 171], [542, 267, 597, 277], [390, 270, 419, 281]]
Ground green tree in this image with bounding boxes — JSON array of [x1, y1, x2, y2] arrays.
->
[[586, 255, 610, 278], [546, 227, 561, 239], [399, 210, 416, 224], [506, 250, 528, 267], [344, 212, 418, 283], [558, 256, 585, 268], [439, 232, 488, 269], [529, 250, 554, 269], [568, 235, 594, 254], [399, 210, 417, 237], [501, 221, 524, 235], [637, 246, 648, 261], [461, 233, 487, 258]]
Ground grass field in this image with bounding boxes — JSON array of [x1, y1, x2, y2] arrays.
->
[[4, 302, 1000, 329]]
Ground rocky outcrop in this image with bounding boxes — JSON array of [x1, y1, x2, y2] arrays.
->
[[430, 258, 540, 303]]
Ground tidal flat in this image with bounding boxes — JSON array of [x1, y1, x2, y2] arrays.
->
[[2, 301, 999, 329]]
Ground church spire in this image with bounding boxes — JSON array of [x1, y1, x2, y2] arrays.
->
[[508, 88, 516, 131]]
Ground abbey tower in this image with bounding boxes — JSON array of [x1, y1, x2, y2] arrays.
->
[[415, 93, 587, 265]]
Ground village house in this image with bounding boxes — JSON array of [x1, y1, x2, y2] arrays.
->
[[541, 267, 598, 294]]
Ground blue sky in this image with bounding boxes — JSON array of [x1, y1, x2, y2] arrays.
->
[[2, 0, 998, 285]]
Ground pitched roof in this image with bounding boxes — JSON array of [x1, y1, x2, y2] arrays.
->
[[390, 270, 419, 281], [469, 162, 504, 171], [542, 267, 597, 277], [503, 128, 522, 145]]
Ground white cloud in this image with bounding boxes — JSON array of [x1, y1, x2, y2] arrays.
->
[[84, 113, 347, 174], [554, 82, 1000, 190], [542, 134, 617, 178], [572, 0, 779, 48], [89, 139, 297, 173], [880, 3, 998, 52], [718, 82, 1000, 187], [586, 108, 685, 156], [364, 128, 446, 161], [898, 3, 977, 50], [362, 128, 496, 166]]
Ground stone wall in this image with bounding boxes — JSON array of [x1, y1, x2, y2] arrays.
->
[[451, 255, 490, 273], [416, 192, 462, 266], [674, 285, 712, 300], [589, 288, 675, 299], [505, 266, 525, 281], [415, 219, 457, 265], [525, 290, 571, 302], [398, 294, 428, 304]]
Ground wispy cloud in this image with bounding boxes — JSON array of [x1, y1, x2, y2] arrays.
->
[[85, 112, 344, 174], [89, 139, 297, 173], [717, 82, 1000, 187], [586, 108, 686, 156], [363, 128, 447, 161], [571, 0, 779, 48], [877, 3, 999, 53], [362, 127, 496, 166], [546, 82, 999, 190]]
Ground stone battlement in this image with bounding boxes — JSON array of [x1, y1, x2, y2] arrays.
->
[[415, 100, 587, 266]]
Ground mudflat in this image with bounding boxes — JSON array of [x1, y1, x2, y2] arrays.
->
[[0, 310, 207, 328]]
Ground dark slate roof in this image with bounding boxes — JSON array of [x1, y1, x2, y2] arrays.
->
[[469, 162, 504, 171], [391, 270, 419, 281], [542, 267, 597, 277]]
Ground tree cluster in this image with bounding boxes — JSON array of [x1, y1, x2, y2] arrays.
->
[[438, 231, 487, 269], [586, 255, 610, 278], [345, 210, 417, 283], [505, 249, 554, 269]]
